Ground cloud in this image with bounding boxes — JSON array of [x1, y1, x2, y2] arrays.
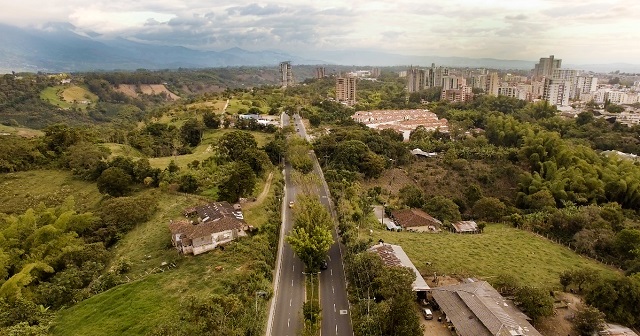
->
[[226, 3, 288, 16], [0, 0, 637, 63], [505, 14, 528, 21]]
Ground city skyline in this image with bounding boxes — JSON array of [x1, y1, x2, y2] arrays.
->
[[0, 0, 638, 64]]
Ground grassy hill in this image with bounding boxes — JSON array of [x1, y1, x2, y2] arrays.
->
[[370, 223, 620, 288], [40, 85, 98, 110], [0, 170, 102, 214], [52, 174, 280, 335]]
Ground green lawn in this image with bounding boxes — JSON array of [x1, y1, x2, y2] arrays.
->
[[0, 170, 102, 214], [371, 223, 620, 288], [40, 85, 97, 110]]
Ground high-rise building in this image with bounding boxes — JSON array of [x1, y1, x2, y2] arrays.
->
[[315, 67, 326, 79], [371, 68, 381, 78], [441, 86, 473, 103], [497, 86, 519, 98], [533, 55, 562, 81], [543, 78, 572, 106], [574, 75, 598, 99], [406, 64, 450, 93], [279, 61, 293, 87], [485, 72, 500, 96], [336, 75, 357, 106]]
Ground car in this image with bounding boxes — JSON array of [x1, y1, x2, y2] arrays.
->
[[289, 201, 294, 208], [320, 260, 328, 270], [422, 308, 433, 320]]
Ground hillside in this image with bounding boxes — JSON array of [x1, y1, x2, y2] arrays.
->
[[115, 84, 180, 101]]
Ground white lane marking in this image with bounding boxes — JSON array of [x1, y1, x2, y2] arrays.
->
[[330, 269, 333, 276], [335, 325, 338, 335], [288, 318, 290, 327], [290, 299, 292, 307], [334, 303, 336, 312], [293, 265, 295, 272], [332, 286, 335, 294], [292, 279, 294, 286]]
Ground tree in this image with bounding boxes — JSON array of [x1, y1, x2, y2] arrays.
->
[[573, 305, 606, 336], [203, 111, 221, 129], [217, 161, 256, 202], [180, 118, 204, 147], [472, 197, 507, 222], [96, 167, 132, 197], [218, 130, 258, 161], [286, 224, 333, 272], [464, 184, 483, 207], [423, 196, 461, 222], [399, 185, 425, 208], [559, 270, 573, 292], [514, 286, 554, 322], [63, 142, 110, 180], [178, 174, 199, 193], [286, 197, 334, 272]]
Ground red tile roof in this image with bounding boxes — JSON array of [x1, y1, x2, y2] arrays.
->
[[391, 208, 442, 228]]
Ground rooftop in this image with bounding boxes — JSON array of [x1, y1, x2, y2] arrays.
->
[[368, 243, 430, 291], [452, 220, 479, 233], [391, 208, 442, 229], [432, 281, 542, 336]]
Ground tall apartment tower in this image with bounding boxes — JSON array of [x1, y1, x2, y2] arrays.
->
[[336, 75, 357, 106], [279, 61, 293, 87], [407, 67, 427, 93], [533, 55, 562, 81], [485, 72, 500, 96], [315, 67, 326, 79]]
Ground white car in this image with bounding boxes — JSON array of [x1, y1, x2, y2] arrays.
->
[[289, 201, 294, 208]]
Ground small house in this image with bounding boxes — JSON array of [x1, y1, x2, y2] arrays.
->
[[391, 208, 442, 232], [169, 202, 248, 255], [369, 243, 430, 296], [452, 220, 479, 234]]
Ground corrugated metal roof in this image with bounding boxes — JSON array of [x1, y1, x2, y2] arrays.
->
[[432, 281, 542, 336]]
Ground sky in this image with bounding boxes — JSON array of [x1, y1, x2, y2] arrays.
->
[[0, 0, 638, 63]]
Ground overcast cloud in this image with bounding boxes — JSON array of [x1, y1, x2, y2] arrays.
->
[[0, 0, 638, 63]]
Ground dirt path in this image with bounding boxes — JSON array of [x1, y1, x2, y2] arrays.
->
[[244, 172, 274, 209]]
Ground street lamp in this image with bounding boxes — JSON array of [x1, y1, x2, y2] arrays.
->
[[255, 290, 268, 313]]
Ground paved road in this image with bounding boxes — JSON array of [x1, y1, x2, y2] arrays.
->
[[267, 113, 305, 336], [293, 114, 354, 336]]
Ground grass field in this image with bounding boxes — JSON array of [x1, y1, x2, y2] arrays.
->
[[102, 129, 273, 170], [0, 124, 44, 138], [186, 99, 228, 112], [0, 170, 102, 214], [52, 185, 275, 335], [370, 223, 620, 288], [40, 85, 97, 110]]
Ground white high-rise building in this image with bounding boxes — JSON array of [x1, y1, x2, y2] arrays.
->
[[574, 75, 598, 99], [544, 79, 572, 106]]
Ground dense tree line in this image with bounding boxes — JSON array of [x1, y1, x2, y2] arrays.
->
[[314, 126, 412, 179]]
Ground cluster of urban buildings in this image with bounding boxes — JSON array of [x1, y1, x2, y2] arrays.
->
[[404, 55, 640, 108], [351, 109, 448, 140]]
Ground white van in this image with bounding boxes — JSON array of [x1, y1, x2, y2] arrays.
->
[[423, 308, 433, 320]]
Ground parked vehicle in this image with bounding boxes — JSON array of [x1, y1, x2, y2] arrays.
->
[[423, 308, 433, 320]]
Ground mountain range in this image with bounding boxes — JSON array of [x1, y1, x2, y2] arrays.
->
[[1, 22, 639, 73]]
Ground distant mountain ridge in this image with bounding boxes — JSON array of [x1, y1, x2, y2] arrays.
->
[[0, 23, 638, 73]]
